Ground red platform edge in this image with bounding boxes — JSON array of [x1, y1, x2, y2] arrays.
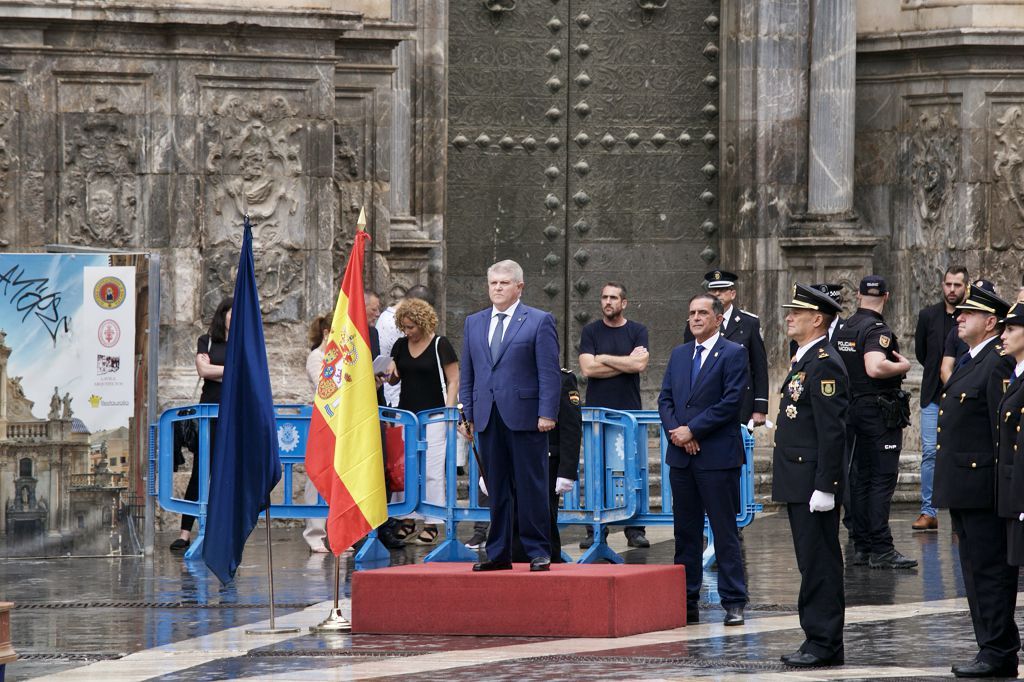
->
[[352, 563, 686, 638]]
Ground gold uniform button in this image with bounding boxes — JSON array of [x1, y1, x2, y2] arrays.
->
[[798, 456, 803, 462], [939, 410, 944, 416], [1008, 412, 1013, 419], [942, 393, 947, 399], [937, 427, 941, 433], [1018, 426, 1021, 433], [971, 462, 977, 468], [937, 444, 942, 450]]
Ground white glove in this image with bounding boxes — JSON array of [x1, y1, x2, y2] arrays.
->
[[809, 490, 835, 513], [554, 477, 574, 495], [478, 477, 488, 497]]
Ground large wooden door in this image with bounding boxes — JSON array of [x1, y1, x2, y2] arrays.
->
[[446, 1, 722, 396]]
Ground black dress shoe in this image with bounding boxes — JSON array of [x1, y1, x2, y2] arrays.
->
[[377, 529, 405, 550], [472, 560, 512, 572], [781, 651, 844, 667], [530, 556, 551, 572], [625, 530, 651, 548], [848, 550, 869, 566], [686, 607, 699, 624], [723, 605, 744, 626], [952, 659, 1019, 678], [869, 549, 918, 569], [169, 538, 189, 552]]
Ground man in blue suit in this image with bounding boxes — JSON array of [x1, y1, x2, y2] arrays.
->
[[659, 293, 750, 625], [459, 259, 562, 572]]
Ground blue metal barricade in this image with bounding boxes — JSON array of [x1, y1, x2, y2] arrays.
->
[[151, 403, 419, 566]]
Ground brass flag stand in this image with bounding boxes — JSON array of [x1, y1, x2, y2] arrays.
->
[[311, 552, 351, 633]]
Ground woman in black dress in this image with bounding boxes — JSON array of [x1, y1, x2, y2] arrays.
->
[[170, 298, 231, 552], [386, 298, 459, 544]]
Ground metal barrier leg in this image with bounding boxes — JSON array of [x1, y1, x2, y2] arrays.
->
[[576, 524, 623, 564], [183, 535, 204, 561], [559, 550, 574, 563], [424, 522, 476, 563], [354, 529, 390, 570], [702, 521, 716, 570]]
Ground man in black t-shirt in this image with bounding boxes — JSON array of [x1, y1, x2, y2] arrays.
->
[[578, 282, 651, 548]]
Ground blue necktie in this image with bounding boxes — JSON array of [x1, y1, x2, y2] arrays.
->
[[1011, 373, 1019, 388], [490, 312, 507, 363], [691, 345, 704, 389]]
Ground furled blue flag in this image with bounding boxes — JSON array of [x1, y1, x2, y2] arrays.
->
[[203, 216, 282, 584]]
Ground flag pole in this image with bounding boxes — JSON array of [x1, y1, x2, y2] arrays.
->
[[311, 552, 352, 633], [246, 498, 300, 635]]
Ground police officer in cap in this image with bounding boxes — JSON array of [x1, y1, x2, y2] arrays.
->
[[686, 270, 769, 426], [832, 276, 916, 569], [935, 280, 1018, 678], [774, 283, 849, 668], [996, 303, 1024, 589], [789, 284, 846, 357]]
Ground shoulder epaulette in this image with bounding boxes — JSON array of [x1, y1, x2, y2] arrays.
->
[[740, 309, 759, 319], [998, 345, 1008, 356], [817, 347, 830, 359]]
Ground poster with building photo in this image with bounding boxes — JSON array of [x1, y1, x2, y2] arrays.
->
[[0, 254, 138, 557]]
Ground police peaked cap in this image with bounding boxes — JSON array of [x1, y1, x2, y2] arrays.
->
[[957, 279, 1010, 318], [782, 283, 843, 315], [811, 283, 843, 305], [704, 270, 738, 289], [1001, 302, 1024, 326]]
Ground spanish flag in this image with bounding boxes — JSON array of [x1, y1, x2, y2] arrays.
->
[[305, 219, 388, 555]]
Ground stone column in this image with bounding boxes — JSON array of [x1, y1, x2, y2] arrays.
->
[[807, 0, 856, 216]]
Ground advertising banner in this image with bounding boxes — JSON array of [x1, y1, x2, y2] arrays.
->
[[0, 254, 139, 556]]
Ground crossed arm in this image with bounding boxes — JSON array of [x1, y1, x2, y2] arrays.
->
[[579, 346, 649, 378]]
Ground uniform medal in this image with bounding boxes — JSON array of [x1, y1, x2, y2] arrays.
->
[[785, 404, 798, 419], [787, 372, 806, 402]]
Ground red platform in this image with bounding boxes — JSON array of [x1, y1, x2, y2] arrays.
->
[[352, 563, 686, 638]]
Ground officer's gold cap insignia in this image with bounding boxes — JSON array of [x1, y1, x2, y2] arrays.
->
[[568, 390, 580, 405], [879, 335, 890, 348], [714, 271, 722, 280], [821, 379, 836, 397]]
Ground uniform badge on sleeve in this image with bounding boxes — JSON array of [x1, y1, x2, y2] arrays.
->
[[879, 335, 890, 348], [568, 390, 581, 405], [821, 379, 836, 397], [787, 372, 806, 402]]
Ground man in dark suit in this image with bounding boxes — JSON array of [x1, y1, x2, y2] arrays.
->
[[935, 280, 1019, 678], [459, 259, 561, 572], [912, 265, 968, 531], [685, 270, 768, 427], [512, 368, 582, 562], [774, 284, 849, 668], [659, 293, 750, 626]]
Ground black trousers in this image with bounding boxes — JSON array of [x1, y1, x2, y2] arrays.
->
[[950, 508, 1020, 666], [848, 401, 900, 555], [181, 419, 216, 532], [787, 503, 845, 659]]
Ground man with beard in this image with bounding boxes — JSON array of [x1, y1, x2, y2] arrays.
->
[[578, 282, 651, 548], [912, 266, 968, 530]]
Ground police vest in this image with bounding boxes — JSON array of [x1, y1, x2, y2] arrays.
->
[[832, 312, 901, 398]]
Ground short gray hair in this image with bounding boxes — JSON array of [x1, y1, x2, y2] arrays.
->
[[487, 259, 524, 284]]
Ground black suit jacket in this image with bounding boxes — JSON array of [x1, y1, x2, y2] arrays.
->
[[685, 309, 768, 422], [934, 339, 1014, 510], [369, 326, 385, 405], [771, 338, 850, 503], [915, 302, 956, 408], [997, 376, 1024, 519], [549, 369, 582, 480]]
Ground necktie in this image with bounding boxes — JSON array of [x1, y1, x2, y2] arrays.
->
[[691, 345, 704, 389], [953, 352, 971, 373], [1011, 373, 1019, 389], [490, 312, 507, 363]]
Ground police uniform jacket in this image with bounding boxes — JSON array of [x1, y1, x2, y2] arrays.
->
[[686, 308, 768, 422], [772, 337, 850, 503], [549, 369, 582, 481], [934, 339, 1014, 510], [997, 374, 1024, 519]]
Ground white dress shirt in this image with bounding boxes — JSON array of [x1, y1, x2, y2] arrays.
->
[[968, 334, 998, 359], [793, 335, 828, 364], [487, 298, 521, 346], [692, 331, 721, 372]]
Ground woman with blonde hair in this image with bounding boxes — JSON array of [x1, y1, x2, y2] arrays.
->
[[386, 297, 459, 544]]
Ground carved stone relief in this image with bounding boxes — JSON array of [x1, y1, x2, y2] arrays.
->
[[202, 245, 303, 324], [61, 114, 139, 247], [993, 104, 1024, 250], [204, 94, 303, 241], [0, 100, 13, 233], [910, 108, 959, 232]]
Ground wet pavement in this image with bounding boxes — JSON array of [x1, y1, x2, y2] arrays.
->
[[3, 506, 1022, 681]]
